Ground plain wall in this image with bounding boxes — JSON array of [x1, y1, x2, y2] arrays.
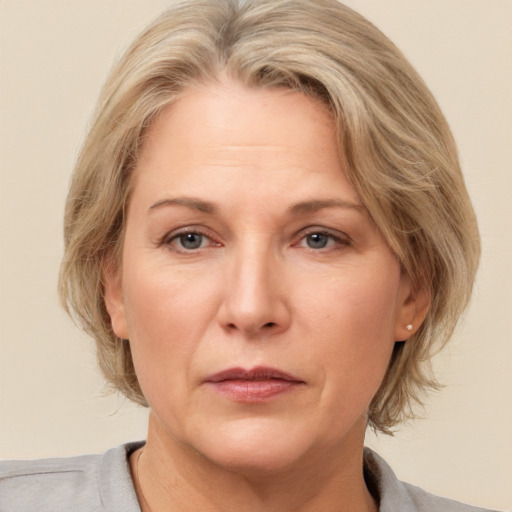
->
[[0, 1, 511, 510]]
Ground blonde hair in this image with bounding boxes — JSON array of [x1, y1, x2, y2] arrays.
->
[[59, 0, 480, 434]]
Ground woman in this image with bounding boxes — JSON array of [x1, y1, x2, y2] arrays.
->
[[0, 1, 500, 510]]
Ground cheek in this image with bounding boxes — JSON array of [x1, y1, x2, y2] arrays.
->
[[300, 266, 401, 399], [304, 265, 401, 343], [123, 257, 219, 336], [121, 262, 221, 396]]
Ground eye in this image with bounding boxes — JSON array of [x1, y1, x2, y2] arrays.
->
[[296, 229, 348, 251], [163, 229, 218, 252], [176, 232, 206, 250], [305, 233, 330, 249]]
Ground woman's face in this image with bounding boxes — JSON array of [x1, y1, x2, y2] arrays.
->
[[106, 80, 419, 473]]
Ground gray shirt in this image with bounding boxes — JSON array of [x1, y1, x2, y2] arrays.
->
[[0, 443, 498, 511]]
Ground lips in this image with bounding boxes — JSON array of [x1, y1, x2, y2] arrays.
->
[[204, 366, 305, 402]]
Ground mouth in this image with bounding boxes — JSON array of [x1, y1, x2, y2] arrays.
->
[[204, 366, 306, 402]]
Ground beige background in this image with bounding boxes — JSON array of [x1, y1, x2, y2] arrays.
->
[[1, 1, 511, 510]]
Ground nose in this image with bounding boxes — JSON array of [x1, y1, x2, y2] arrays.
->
[[217, 245, 291, 338]]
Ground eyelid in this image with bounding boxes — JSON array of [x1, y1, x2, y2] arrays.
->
[[293, 226, 351, 248], [159, 224, 350, 251], [161, 226, 222, 250]]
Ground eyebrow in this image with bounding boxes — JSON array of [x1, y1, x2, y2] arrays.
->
[[149, 197, 218, 214], [148, 197, 364, 216], [289, 199, 364, 215]]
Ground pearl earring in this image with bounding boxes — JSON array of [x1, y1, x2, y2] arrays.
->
[[406, 324, 413, 332]]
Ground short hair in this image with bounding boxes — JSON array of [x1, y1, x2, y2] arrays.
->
[[59, 0, 480, 434]]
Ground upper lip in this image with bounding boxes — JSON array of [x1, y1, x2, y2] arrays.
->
[[204, 366, 304, 383]]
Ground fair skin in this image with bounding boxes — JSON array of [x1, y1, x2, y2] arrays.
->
[[105, 80, 428, 512]]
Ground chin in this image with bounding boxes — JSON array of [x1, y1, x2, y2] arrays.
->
[[186, 416, 346, 477], [188, 419, 314, 474]]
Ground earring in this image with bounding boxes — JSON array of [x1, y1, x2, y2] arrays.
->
[[406, 324, 413, 332]]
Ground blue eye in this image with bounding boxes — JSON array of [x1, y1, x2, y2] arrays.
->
[[305, 233, 330, 249], [297, 229, 348, 251], [177, 232, 205, 250], [162, 227, 221, 254]]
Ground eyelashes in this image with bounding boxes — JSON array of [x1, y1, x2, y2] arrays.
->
[[161, 227, 221, 252], [295, 229, 350, 250], [171, 232, 209, 250], [160, 226, 350, 254]]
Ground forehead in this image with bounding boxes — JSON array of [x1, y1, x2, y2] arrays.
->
[[136, 80, 340, 171], [128, 80, 362, 212]]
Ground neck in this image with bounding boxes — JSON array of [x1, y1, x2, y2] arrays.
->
[[130, 413, 377, 512]]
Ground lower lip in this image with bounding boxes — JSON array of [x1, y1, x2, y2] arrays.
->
[[206, 379, 303, 402]]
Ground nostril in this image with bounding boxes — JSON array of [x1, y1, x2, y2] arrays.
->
[[223, 321, 278, 333]]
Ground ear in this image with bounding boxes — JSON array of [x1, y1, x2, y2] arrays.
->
[[103, 260, 129, 340], [394, 274, 430, 341]]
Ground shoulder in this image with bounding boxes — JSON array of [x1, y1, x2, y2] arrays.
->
[[364, 448, 500, 512], [0, 453, 100, 511], [399, 481, 498, 512], [0, 442, 143, 512]]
